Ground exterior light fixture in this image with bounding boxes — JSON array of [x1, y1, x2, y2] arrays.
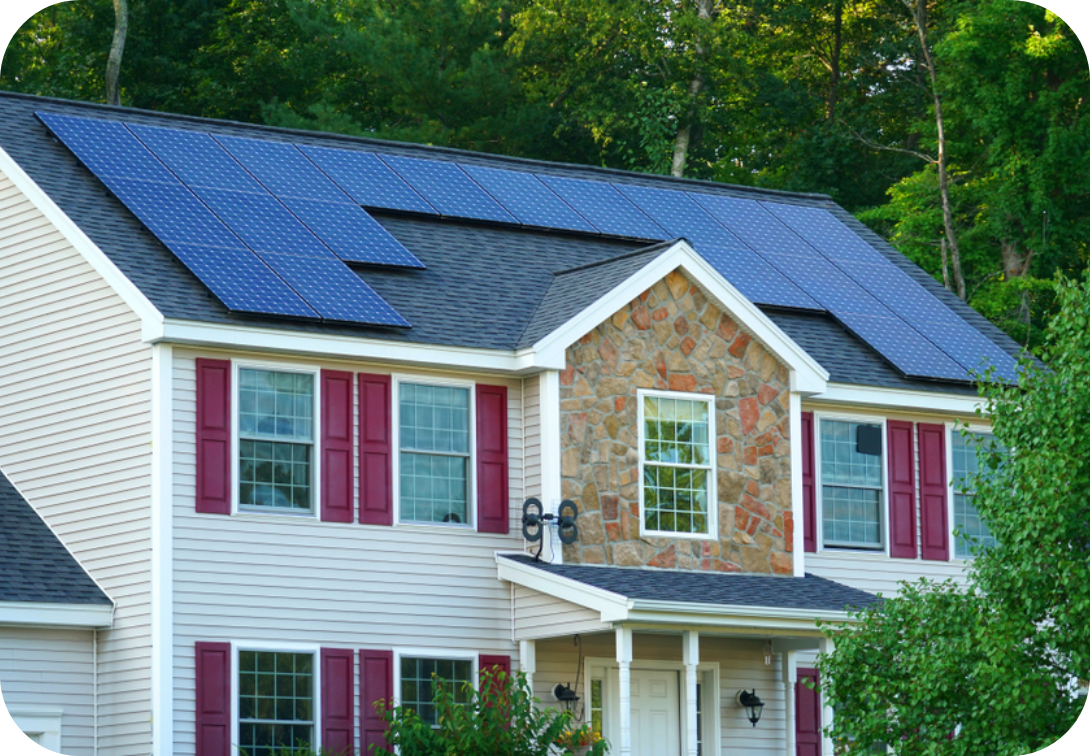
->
[[764, 639, 773, 666], [553, 683, 580, 712], [737, 689, 765, 727]]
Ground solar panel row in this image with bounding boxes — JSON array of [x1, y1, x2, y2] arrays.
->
[[39, 110, 1019, 382]]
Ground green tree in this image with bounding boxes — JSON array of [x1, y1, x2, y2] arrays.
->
[[375, 668, 606, 756], [817, 271, 1090, 755]]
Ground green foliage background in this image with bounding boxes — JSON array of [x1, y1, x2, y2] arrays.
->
[[2, 0, 1089, 339]]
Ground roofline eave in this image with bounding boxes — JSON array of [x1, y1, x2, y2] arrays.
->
[[0, 601, 115, 629]]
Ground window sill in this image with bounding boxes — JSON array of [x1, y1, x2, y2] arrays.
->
[[642, 529, 714, 540], [235, 507, 318, 519]]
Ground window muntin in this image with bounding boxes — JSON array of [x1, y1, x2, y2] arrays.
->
[[398, 383, 472, 524], [641, 394, 714, 536], [820, 419, 884, 549], [238, 650, 314, 756], [952, 431, 998, 558], [238, 368, 315, 511], [399, 656, 473, 725]]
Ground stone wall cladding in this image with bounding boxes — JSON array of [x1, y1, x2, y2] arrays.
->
[[559, 269, 794, 575]]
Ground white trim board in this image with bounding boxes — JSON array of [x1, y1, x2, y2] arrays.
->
[[809, 384, 985, 415], [0, 601, 113, 628]]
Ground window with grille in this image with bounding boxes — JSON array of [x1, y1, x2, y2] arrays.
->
[[399, 656, 474, 726], [398, 383, 472, 524], [237, 650, 314, 756], [820, 419, 884, 549], [952, 431, 999, 558], [641, 392, 715, 536]]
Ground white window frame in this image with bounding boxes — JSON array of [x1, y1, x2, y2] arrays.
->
[[232, 359, 322, 518], [814, 412, 889, 553], [391, 373, 477, 529], [637, 388, 718, 540], [584, 657, 721, 756], [230, 641, 322, 756], [946, 421, 994, 562], [8, 708, 62, 752], [392, 648, 479, 726]]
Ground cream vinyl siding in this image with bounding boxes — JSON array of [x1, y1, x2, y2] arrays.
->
[[0, 172, 153, 756], [803, 403, 976, 596], [0, 627, 97, 756], [512, 585, 607, 640], [171, 350, 525, 756], [523, 374, 543, 500], [533, 634, 789, 755]]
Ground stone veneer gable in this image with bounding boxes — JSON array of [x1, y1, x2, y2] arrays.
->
[[559, 269, 794, 575]]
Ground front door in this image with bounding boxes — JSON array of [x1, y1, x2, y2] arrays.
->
[[630, 668, 681, 756]]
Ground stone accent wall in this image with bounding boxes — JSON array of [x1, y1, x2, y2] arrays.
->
[[559, 270, 794, 575]]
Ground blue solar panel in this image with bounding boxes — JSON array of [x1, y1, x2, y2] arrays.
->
[[381, 155, 517, 224], [103, 177, 248, 249], [193, 188, 335, 258], [762, 203, 888, 265], [213, 135, 349, 202], [697, 247, 822, 310], [280, 197, 425, 268], [537, 175, 669, 240], [614, 184, 740, 249], [258, 253, 409, 326], [299, 146, 437, 214], [38, 112, 176, 183], [128, 123, 265, 193], [460, 164, 595, 232], [168, 244, 318, 317], [688, 193, 826, 265], [832, 310, 969, 380]]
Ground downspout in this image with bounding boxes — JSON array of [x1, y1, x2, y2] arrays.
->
[[93, 628, 98, 756]]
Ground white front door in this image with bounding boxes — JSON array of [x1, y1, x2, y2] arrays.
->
[[630, 668, 681, 756]]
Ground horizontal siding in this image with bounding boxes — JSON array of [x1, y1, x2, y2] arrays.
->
[[523, 375, 542, 500], [171, 350, 527, 756], [533, 633, 793, 755], [513, 585, 606, 639], [0, 627, 97, 756], [0, 171, 153, 756]]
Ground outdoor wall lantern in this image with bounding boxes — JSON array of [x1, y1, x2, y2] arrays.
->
[[553, 683, 580, 712], [736, 689, 765, 727]]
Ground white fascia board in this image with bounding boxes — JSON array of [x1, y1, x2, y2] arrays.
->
[[152, 319, 540, 374], [810, 383, 986, 416], [496, 554, 630, 619], [0, 601, 114, 628], [0, 144, 163, 330], [627, 599, 857, 627], [530, 241, 829, 393]]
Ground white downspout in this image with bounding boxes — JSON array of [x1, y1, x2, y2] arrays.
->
[[93, 628, 98, 756]]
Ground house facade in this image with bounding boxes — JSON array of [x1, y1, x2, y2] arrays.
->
[[0, 91, 1015, 756]]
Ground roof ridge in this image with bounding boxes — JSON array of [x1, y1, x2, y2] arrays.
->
[[10, 90, 836, 203], [552, 239, 681, 276]]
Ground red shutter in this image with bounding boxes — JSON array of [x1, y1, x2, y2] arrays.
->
[[918, 423, 950, 561], [360, 649, 393, 754], [801, 412, 817, 552], [795, 667, 821, 756], [476, 384, 509, 534], [887, 420, 917, 559], [359, 374, 393, 526], [479, 654, 511, 692], [321, 648, 355, 756], [321, 371, 354, 523], [195, 642, 231, 756], [196, 359, 232, 514]]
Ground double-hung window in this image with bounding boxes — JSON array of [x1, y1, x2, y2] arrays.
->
[[238, 650, 314, 756], [398, 381, 473, 525], [399, 656, 474, 725], [640, 391, 716, 537], [951, 431, 998, 558], [238, 367, 316, 512], [820, 419, 884, 549]]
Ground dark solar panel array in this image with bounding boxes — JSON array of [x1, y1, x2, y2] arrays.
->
[[38, 110, 1018, 381]]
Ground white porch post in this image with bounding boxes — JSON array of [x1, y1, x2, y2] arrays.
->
[[683, 631, 700, 756], [819, 636, 835, 756], [783, 650, 797, 756], [616, 626, 633, 756], [520, 640, 536, 693]]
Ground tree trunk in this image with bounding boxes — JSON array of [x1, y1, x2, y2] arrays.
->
[[671, 0, 714, 178], [106, 0, 128, 107], [1000, 240, 1024, 278], [905, 0, 965, 300], [826, 0, 843, 122], [940, 238, 951, 291]]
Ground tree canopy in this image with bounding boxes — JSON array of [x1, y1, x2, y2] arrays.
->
[[817, 271, 1090, 755], [3, 0, 1088, 339]]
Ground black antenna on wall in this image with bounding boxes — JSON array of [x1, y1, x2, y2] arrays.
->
[[522, 498, 580, 562]]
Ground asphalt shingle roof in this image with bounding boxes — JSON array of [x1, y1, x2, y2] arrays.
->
[[0, 91, 1022, 392], [501, 554, 881, 613], [0, 468, 112, 605]]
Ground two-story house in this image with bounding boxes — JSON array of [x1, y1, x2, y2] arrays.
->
[[0, 90, 1017, 756]]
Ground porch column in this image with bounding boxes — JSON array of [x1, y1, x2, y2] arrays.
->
[[819, 636, 835, 756], [782, 650, 797, 756], [520, 640, 536, 693], [683, 631, 700, 756], [616, 626, 633, 756]]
